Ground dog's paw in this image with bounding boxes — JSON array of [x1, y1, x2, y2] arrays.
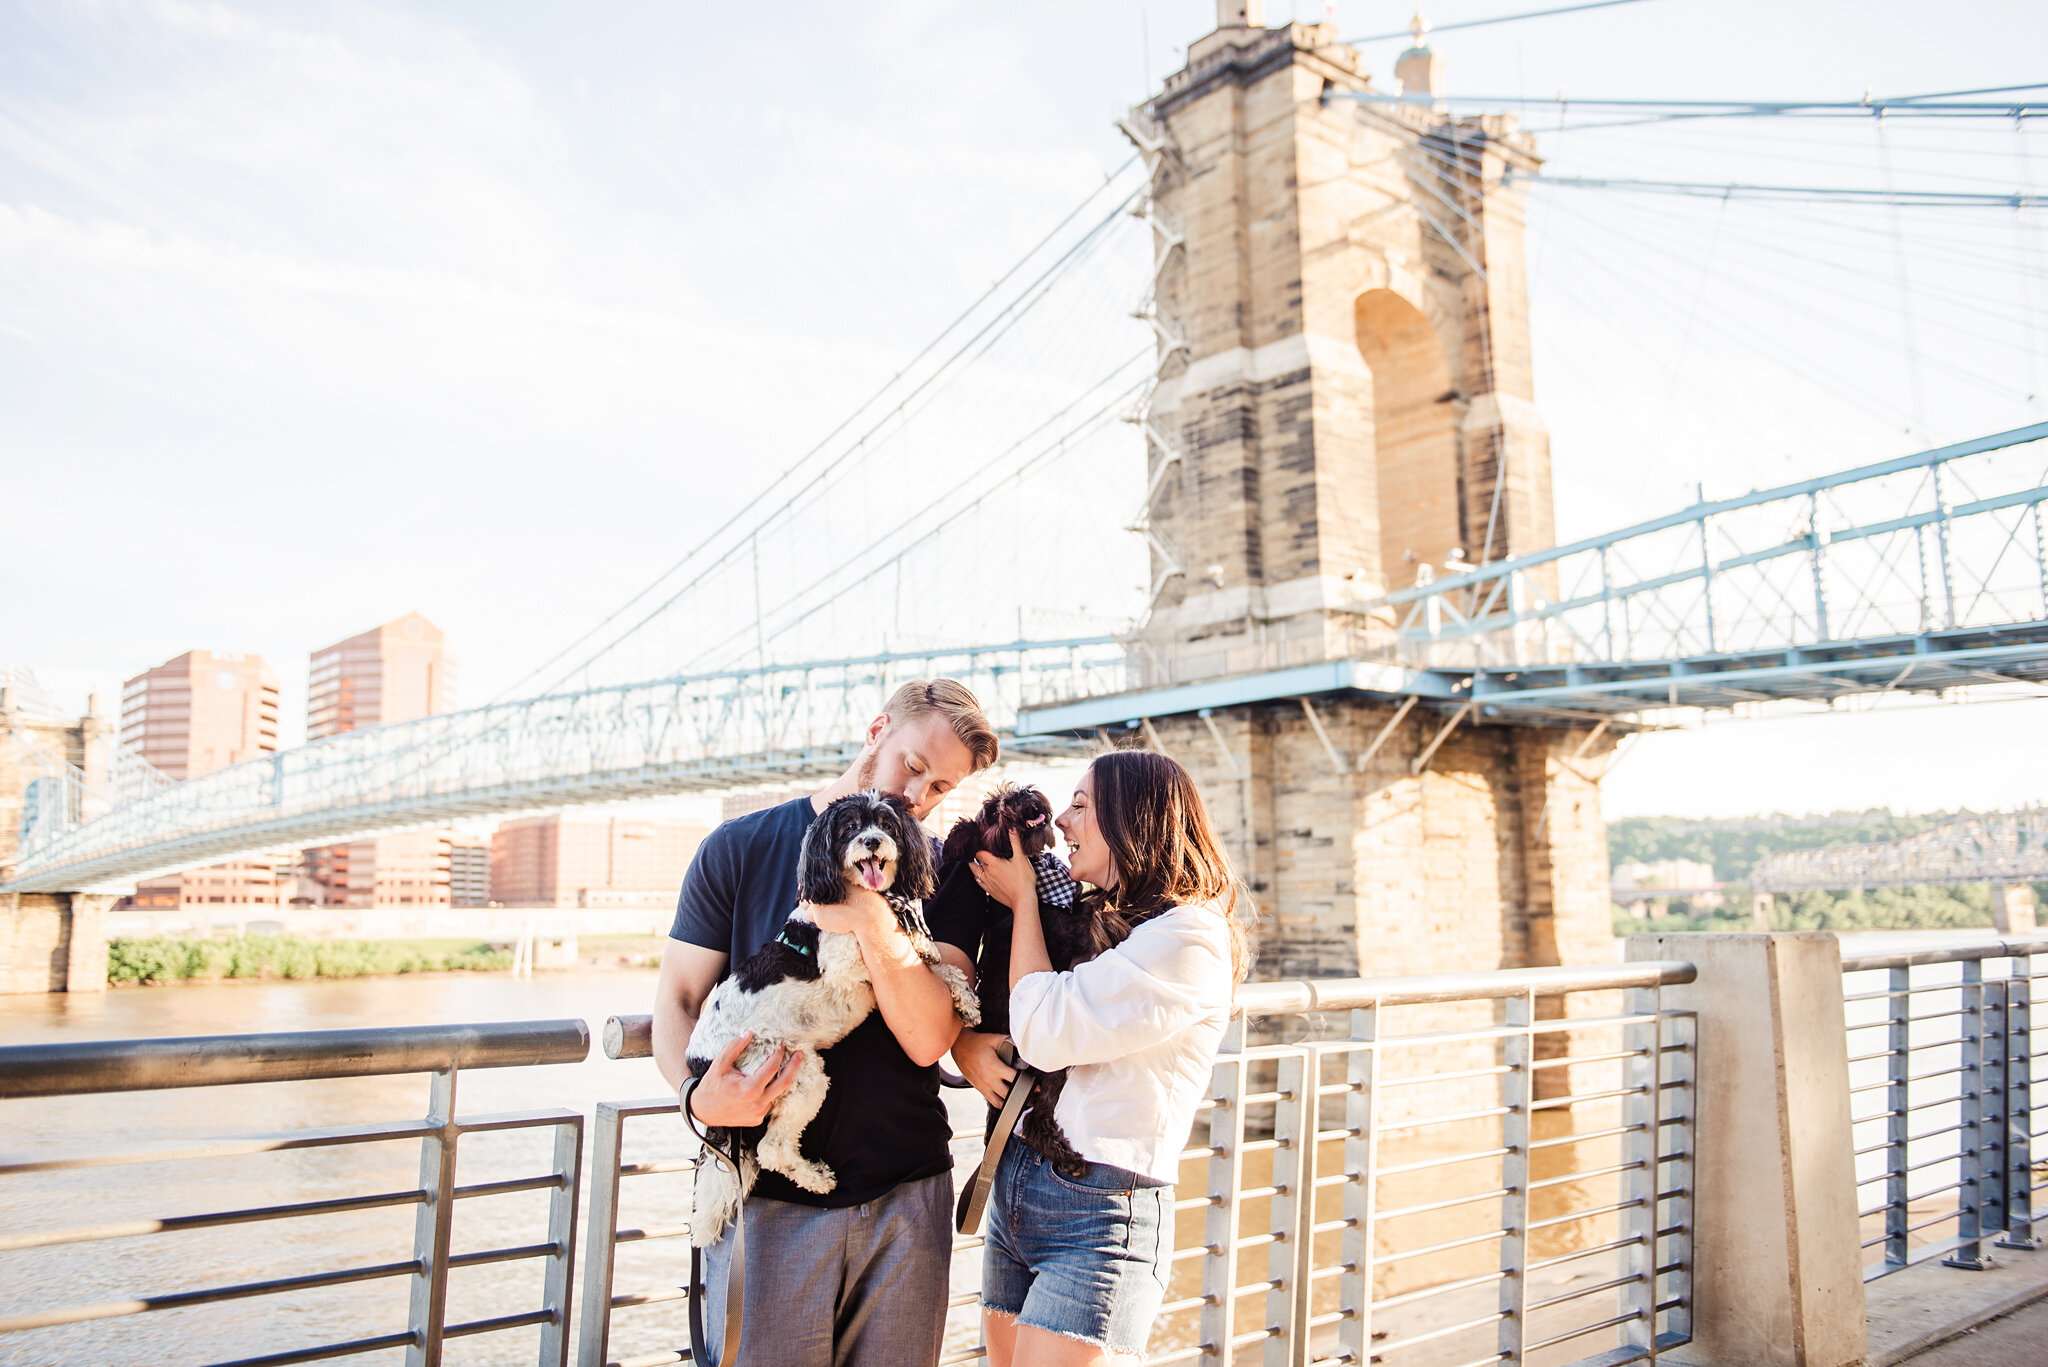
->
[[783, 1159, 836, 1194], [933, 963, 981, 1024]]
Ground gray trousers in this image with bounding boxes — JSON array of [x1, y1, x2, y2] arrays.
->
[[701, 1171, 955, 1367]]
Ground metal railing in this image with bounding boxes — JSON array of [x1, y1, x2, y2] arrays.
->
[[1355, 421, 2048, 713], [17, 428, 2048, 896], [1841, 935, 2045, 1278], [0, 1020, 591, 1366], [589, 960, 1699, 1367], [4, 638, 1121, 894]]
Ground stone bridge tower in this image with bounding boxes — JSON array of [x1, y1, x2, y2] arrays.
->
[[1125, 5, 1615, 981]]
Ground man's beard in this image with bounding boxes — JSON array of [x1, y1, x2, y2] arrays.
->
[[856, 748, 879, 792]]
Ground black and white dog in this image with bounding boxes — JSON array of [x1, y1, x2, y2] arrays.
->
[[685, 790, 981, 1246]]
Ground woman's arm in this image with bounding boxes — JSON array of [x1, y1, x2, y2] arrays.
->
[[966, 832, 1049, 989], [1007, 910, 1232, 1071]]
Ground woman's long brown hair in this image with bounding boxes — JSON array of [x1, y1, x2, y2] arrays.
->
[[1085, 749, 1254, 984]]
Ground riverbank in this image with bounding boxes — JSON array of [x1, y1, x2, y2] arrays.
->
[[106, 934, 510, 985]]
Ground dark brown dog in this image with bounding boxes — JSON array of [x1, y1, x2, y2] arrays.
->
[[931, 784, 1146, 1176]]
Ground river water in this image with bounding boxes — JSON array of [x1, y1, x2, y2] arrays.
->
[[0, 970, 711, 1367]]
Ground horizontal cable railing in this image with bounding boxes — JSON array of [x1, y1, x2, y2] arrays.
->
[[1841, 934, 2046, 1279], [0, 1020, 591, 1367], [591, 959, 1699, 1367]]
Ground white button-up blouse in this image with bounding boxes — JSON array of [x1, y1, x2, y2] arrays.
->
[[1009, 901, 1236, 1184]]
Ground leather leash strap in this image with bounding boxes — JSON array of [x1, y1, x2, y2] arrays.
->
[[955, 1040, 1039, 1236], [680, 1076, 747, 1367]]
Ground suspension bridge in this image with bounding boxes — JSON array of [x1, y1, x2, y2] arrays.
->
[[5, 7, 2046, 977]]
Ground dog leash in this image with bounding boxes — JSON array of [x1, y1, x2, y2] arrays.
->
[[679, 1075, 747, 1367], [955, 1039, 1040, 1235]]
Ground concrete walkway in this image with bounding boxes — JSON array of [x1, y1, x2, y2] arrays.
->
[[1865, 1247, 2048, 1365], [1898, 1295, 2048, 1365]]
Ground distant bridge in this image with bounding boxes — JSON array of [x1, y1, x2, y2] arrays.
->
[[7, 422, 2046, 895], [1752, 809, 2048, 893]]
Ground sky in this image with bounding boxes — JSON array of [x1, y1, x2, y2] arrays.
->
[[4, 0, 2047, 821]]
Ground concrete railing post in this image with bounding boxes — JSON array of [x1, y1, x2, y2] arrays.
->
[[1626, 932, 1866, 1367]]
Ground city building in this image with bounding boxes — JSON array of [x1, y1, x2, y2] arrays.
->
[[303, 613, 459, 908], [118, 651, 285, 911], [1612, 858, 1724, 918], [490, 814, 708, 908], [450, 840, 490, 908], [1, 667, 116, 994], [720, 789, 797, 822]]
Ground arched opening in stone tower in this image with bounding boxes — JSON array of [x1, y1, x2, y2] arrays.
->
[[1355, 288, 1460, 590]]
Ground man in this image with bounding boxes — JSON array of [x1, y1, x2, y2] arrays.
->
[[652, 678, 1001, 1367]]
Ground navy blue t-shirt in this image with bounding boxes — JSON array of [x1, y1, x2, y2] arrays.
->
[[670, 795, 982, 1207]]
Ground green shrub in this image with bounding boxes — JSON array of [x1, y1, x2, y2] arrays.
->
[[104, 935, 511, 985]]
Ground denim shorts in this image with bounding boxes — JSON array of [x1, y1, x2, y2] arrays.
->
[[981, 1143, 1173, 1357]]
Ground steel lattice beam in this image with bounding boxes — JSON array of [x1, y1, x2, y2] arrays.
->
[[1752, 811, 2048, 892], [13, 426, 2048, 895]]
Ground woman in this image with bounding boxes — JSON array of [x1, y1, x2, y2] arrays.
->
[[967, 750, 1251, 1367]]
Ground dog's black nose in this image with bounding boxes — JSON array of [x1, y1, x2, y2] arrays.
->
[[862, 835, 881, 851]]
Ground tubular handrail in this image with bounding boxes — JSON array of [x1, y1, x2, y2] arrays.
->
[[0, 1019, 591, 1099], [1838, 934, 2048, 974], [589, 962, 1702, 1367], [1233, 961, 1698, 1013], [600, 960, 1700, 1059]]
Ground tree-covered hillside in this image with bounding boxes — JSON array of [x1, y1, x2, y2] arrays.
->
[[1606, 809, 1956, 883], [1605, 809, 2031, 933]]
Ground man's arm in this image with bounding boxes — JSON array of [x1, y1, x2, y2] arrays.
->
[[810, 893, 973, 1067], [865, 933, 976, 1068], [652, 937, 800, 1125], [952, 1027, 1017, 1108]]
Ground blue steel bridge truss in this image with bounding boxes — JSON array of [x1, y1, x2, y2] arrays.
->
[[7, 423, 2047, 894]]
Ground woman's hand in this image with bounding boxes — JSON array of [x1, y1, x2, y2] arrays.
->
[[969, 830, 1037, 909], [951, 1028, 1018, 1108]]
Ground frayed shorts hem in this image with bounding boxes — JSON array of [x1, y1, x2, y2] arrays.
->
[[980, 1306, 1142, 1359], [982, 1146, 1170, 1357]]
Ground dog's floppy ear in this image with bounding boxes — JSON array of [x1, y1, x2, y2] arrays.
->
[[888, 798, 938, 901], [941, 817, 982, 868], [798, 798, 849, 905]]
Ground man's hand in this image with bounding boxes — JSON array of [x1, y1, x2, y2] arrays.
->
[[805, 886, 895, 940], [685, 1030, 802, 1129], [808, 889, 923, 971], [952, 1028, 1018, 1109]]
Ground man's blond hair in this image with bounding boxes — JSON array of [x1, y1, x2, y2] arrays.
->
[[882, 678, 999, 772]]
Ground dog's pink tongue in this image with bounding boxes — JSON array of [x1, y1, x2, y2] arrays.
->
[[859, 863, 886, 891]]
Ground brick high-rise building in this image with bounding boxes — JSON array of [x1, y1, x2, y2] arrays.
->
[[450, 840, 491, 908], [120, 651, 285, 910], [490, 814, 708, 908], [303, 613, 459, 908]]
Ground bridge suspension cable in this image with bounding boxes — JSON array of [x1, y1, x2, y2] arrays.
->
[[494, 157, 1146, 704], [528, 170, 1149, 694], [1327, 89, 2048, 122], [1516, 174, 2046, 208], [1343, 0, 1665, 45], [678, 353, 1156, 673]]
